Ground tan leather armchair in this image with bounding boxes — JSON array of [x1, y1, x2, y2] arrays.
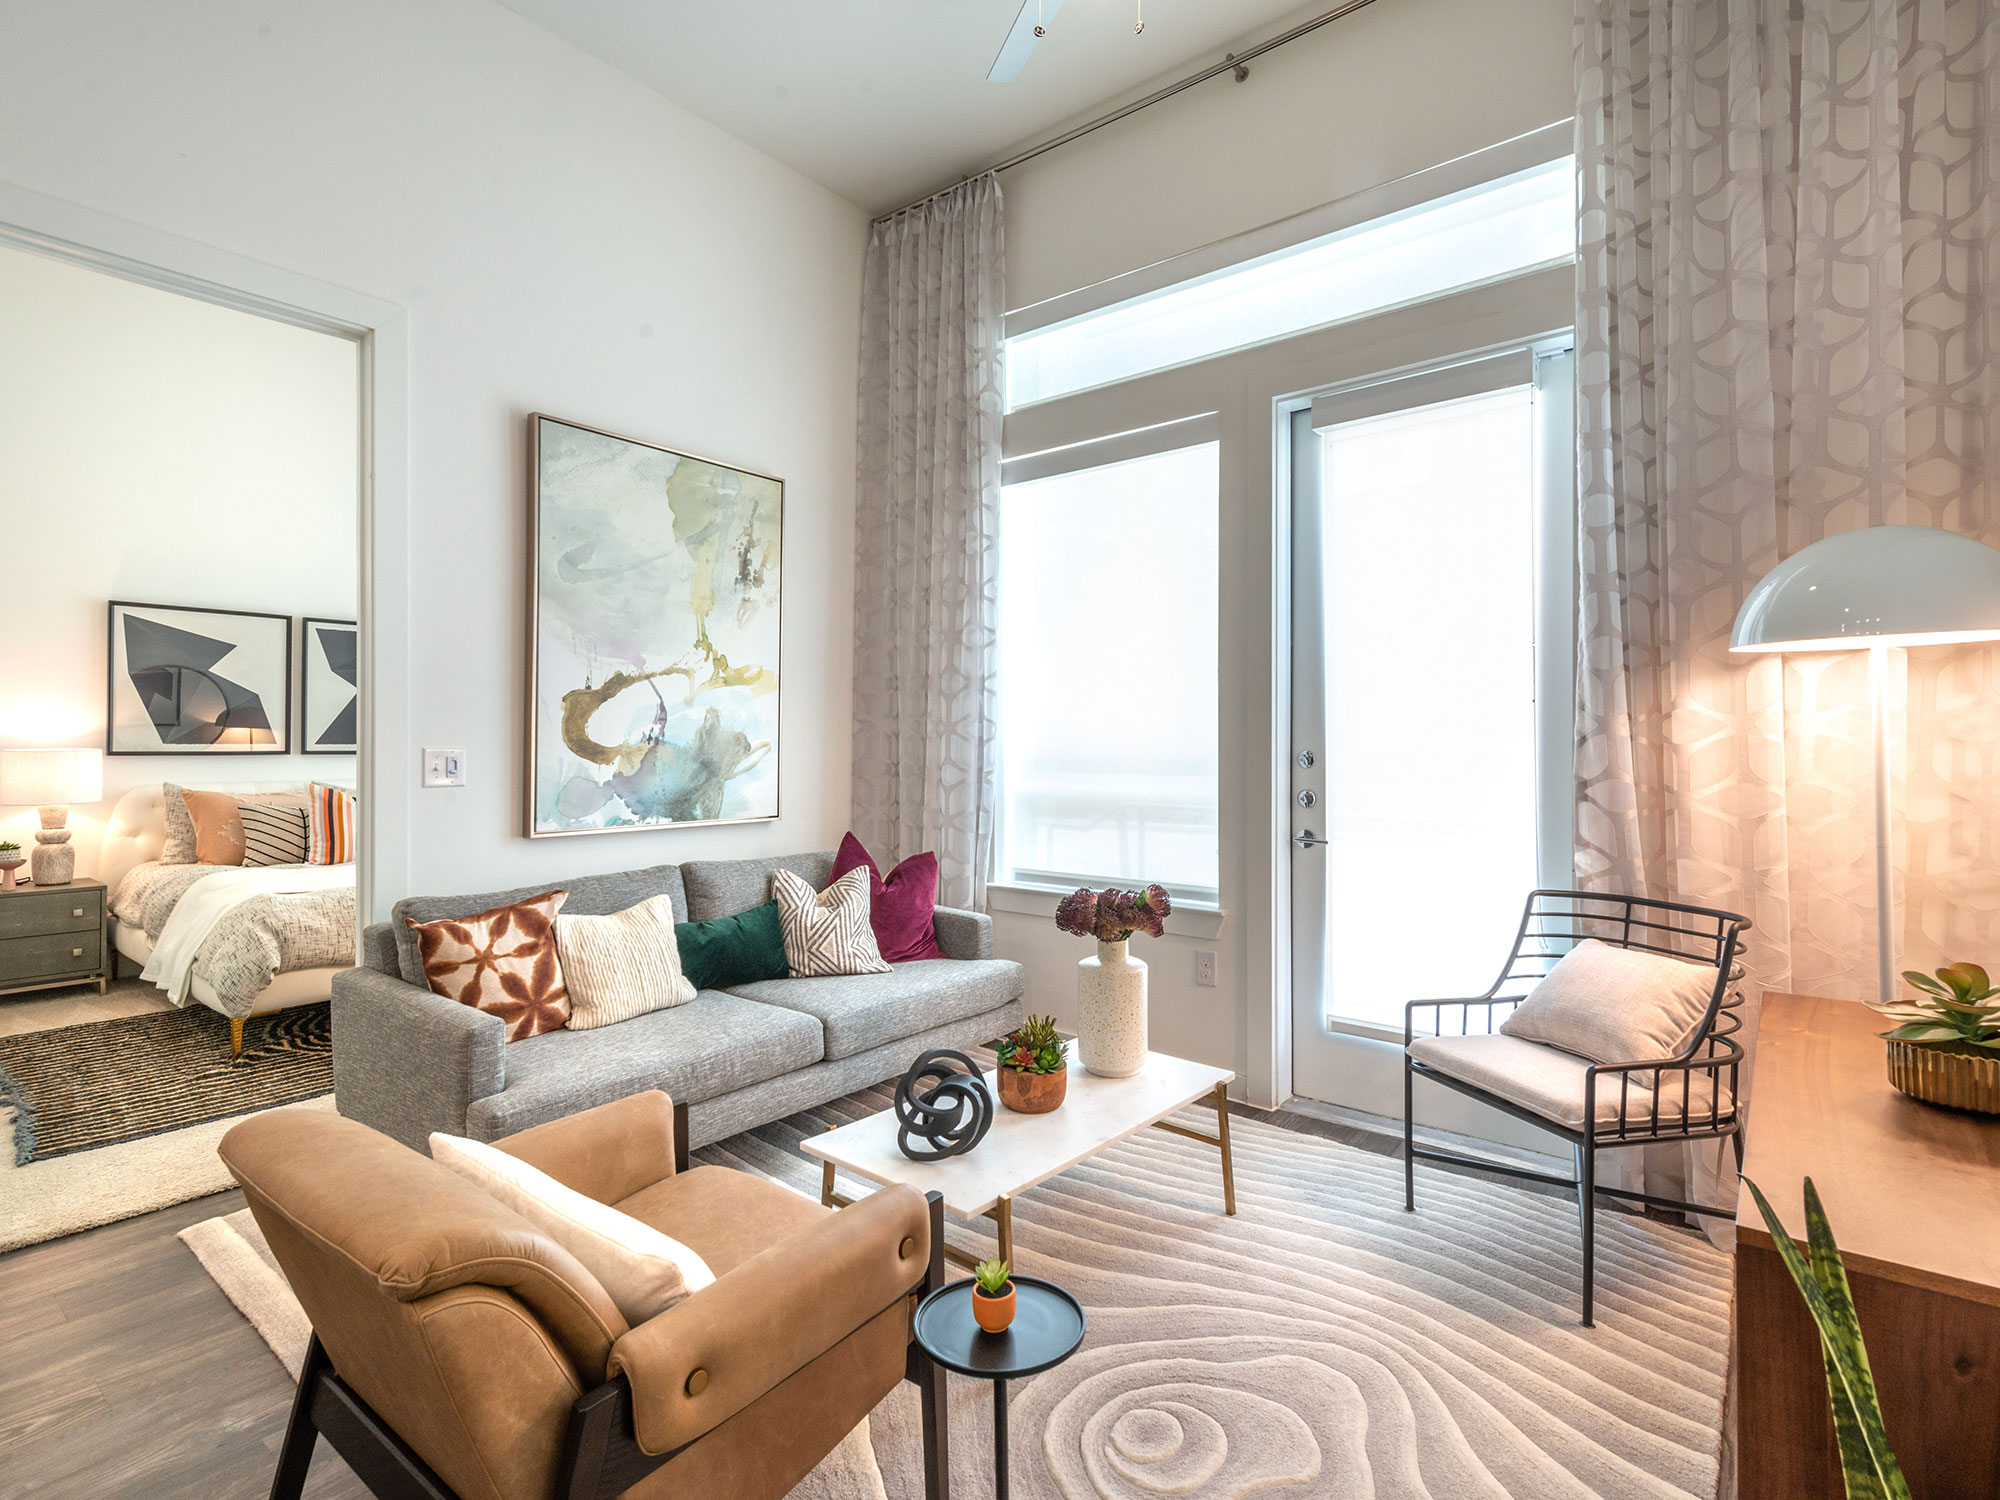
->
[[220, 1091, 949, 1500]]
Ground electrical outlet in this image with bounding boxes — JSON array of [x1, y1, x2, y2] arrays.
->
[[1194, 950, 1217, 988], [423, 748, 466, 788]]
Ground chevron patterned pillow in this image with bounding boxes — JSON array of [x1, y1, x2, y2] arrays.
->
[[772, 866, 892, 979]]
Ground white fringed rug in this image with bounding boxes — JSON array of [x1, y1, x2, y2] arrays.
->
[[186, 1096, 1730, 1499]]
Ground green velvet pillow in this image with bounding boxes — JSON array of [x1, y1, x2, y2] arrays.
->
[[675, 901, 790, 991]]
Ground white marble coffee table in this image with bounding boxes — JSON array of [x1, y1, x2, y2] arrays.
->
[[803, 1050, 1236, 1268]]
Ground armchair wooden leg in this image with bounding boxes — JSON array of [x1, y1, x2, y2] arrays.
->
[[1577, 1142, 1596, 1328], [672, 1099, 690, 1174], [269, 1334, 328, 1500], [915, 1191, 952, 1500]]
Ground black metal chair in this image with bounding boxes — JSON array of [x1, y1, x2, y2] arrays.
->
[[1402, 890, 1750, 1326]]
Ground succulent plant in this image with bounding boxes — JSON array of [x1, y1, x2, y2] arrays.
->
[[1054, 884, 1172, 942], [0, 841, 18, 854], [998, 1014, 1066, 1074], [1871, 962, 2000, 1051], [973, 1258, 1011, 1297]]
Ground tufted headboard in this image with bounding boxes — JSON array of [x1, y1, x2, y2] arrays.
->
[[99, 780, 356, 901]]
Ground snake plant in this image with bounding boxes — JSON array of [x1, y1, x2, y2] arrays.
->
[[1742, 1176, 1910, 1500]]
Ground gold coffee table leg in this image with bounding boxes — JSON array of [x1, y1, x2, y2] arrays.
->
[[1214, 1080, 1237, 1216], [995, 1193, 1013, 1266], [820, 1157, 836, 1208]]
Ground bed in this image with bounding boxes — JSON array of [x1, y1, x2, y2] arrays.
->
[[100, 781, 356, 1057]]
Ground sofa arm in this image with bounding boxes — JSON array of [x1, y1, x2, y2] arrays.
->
[[932, 905, 993, 960], [331, 965, 505, 1151], [608, 1183, 930, 1455], [493, 1090, 684, 1203]]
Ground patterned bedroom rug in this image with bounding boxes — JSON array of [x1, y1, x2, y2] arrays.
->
[[184, 1089, 1732, 1499], [0, 1000, 330, 1163]]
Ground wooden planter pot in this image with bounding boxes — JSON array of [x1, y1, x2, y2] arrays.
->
[[998, 1066, 1067, 1114]]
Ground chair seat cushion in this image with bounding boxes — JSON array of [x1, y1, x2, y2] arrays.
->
[[1408, 1033, 1732, 1132], [724, 958, 1024, 1061], [464, 990, 823, 1139], [616, 1165, 827, 1277]]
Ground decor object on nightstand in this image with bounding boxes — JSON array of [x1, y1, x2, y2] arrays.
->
[[996, 1014, 1068, 1113], [893, 1047, 994, 1161], [107, 600, 291, 753], [0, 748, 103, 887], [0, 842, 21, 890], [1056, 884, 1171, 1077], [1871, 961, 2000, 1115], [1732, 525, 2000, 1004], [972, 1257, 1015, 1333]]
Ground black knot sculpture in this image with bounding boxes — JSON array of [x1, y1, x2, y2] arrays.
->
[[893, 1048, 993, 1162]]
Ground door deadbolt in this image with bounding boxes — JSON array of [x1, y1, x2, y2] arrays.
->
[[1297, 789, 1316, 808]]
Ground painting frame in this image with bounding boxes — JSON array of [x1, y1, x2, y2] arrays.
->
[[525, 413, 783, 838], [300, 616, 359, 756], [106, 599, 293, 756]]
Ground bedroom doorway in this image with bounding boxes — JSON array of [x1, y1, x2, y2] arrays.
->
[[0, 196, 403, 1244]]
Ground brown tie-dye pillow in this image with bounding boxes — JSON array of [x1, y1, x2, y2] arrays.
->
[[406, 890, 571, 1041]]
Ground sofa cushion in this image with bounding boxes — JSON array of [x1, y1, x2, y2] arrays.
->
[[464, 990, 823, 1139], [392, 864, 689, 985], [680, 852, 834, 922], [1407, 1033, 1731, 1131], [724, 958, 1024, 1061], [615, 1165, 826, 1277]]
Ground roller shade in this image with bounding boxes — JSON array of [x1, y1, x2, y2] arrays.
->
[[1310, 350, 1533, 430]]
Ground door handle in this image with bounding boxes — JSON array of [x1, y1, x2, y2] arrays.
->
[[1294, 829, 1328, 850]]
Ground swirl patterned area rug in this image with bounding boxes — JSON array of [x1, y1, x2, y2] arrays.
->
[[704, 1089, 1732, 1500]]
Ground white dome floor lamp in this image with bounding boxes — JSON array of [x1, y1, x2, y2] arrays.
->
[[1731, 525, 2000, 1004]]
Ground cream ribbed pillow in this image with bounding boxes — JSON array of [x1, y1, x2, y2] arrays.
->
[[1499, 938, 1720, 1064], [429, 1132, 714, 1322], [554, 894, 696, 1030]]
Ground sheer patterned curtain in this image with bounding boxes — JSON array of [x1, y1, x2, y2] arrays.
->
[[1575, 0, 2000, 1232], [851, 176, 1006, 911]]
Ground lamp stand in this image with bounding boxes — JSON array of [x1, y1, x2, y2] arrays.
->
[[1870, 644, 1894, 1006]]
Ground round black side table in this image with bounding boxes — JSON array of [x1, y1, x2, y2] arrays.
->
[[913, 1275, 1084, 1500]]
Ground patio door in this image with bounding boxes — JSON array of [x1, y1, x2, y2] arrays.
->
[[1288, 343, 1574, 1121]]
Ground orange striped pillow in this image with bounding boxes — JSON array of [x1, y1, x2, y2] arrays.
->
[[308, 782, 357, 865]]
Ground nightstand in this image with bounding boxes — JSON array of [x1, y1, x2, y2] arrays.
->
[[0, 878, 109, 998]]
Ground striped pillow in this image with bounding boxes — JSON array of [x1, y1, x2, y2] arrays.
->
[[554, 895, 697, 1030], [239, 803, 310, 867], [772, 866, 890, 978], [308, 782, 357, 865]]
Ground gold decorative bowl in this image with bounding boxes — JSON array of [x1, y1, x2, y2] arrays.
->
[[1886, 1041, 2000, 1115]]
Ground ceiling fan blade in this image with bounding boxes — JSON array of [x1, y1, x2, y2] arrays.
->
[[987, 0, 1067, 82]]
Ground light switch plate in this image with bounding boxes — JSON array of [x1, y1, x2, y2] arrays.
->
[[423, 748, 466, 788]]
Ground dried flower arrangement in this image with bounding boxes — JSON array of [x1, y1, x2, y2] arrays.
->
[[1054, 884, 1172, 943]]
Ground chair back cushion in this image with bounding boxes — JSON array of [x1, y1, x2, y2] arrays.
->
[[1499, 938, 1719, 1063]]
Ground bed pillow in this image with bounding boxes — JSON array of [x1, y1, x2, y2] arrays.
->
[[406, 890, 571, 1041], [239, 803, 311, 867], [160, 783, 198, 864], [555, 895, 697, 1030], [308, 782, 357, 865], [429, 1132, 714, 1322], [674, 901, 790, 991], [1498, 938, 1720, 1064], [773, 866, 891, 979], [830, 832, 942, 963], [177, 787, 248, 865]]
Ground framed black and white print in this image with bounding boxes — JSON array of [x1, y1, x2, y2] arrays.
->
[[106, 601, 292, 756], [300, 617, 359, 755]]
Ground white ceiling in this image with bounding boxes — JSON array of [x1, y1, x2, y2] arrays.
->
[[495, 0, 1317, 213]]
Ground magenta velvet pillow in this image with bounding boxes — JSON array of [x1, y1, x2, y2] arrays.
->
[[831, 833, 943, 963]]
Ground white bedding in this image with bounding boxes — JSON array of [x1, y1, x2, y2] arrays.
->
[[141, 864, 353, 1003]]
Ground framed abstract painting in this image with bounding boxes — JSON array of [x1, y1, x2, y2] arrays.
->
[[106, 600, 292, 755], [301, 617, 359, 754], [526, 414, 782, 836]]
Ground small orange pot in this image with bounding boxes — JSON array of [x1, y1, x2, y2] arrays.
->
[[973, 1282, 1016, 1333], [998, 1065, 1067, 1114]]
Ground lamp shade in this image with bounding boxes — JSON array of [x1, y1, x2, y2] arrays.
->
[[1731, 525, 2000, 653], [0, 748, 104, 807]]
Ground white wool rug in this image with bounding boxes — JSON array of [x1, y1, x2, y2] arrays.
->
[[186, 1096, 1731, 1499]]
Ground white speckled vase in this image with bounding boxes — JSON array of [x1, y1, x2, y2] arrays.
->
[[1078, 939, 1148, 1078]]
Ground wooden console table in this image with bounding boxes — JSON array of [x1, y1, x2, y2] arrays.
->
[[1736, 992, 2000, 1498]]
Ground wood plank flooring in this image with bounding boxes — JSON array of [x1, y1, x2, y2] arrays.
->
[[0, 1187, 365, 1499]]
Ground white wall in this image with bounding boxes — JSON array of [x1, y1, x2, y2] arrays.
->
[[0, 243, 358, 877], [0, 0, 868, 900], [989, 0, 1574, 1105]]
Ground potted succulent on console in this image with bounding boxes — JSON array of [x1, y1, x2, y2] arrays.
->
[[996, 1014, 1068, 1113], [972, 1257, 1015, 1334], [1871, 961, 2000, 1114], [0, 841, 22, 889], [1056, 884, 1172, 1078]]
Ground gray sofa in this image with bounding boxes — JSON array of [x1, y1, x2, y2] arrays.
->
[[332, 850, 1026, 1152]]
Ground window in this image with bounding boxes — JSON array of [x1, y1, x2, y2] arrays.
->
[[1006, 157, 1574, 408], [996, 435, 1220, 901]]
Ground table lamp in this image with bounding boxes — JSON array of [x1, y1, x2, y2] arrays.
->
[[0, 748, 104, 887], [1731, 525, 2000, 1003]]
